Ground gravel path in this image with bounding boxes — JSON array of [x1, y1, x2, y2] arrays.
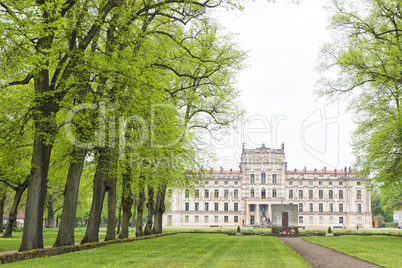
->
[[279, 237, 383, 268]]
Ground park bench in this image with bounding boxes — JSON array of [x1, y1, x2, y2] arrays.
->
[[333, 226, 343, 229], [210, 225, 219, 228]]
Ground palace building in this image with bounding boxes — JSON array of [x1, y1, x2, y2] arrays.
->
[[163, 144, 372, 229]]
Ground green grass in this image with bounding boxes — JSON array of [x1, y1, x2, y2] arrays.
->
[[302, 235, 402, 268], [0, 228, 136, 252], [4, 233, 310, 267]]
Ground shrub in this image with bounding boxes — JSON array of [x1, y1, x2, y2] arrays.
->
[[327, 227, 332, 233], [237, 226, 241, 233], [384, 222, 398, 228]]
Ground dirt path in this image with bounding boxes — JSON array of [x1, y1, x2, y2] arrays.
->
[[279, 237, 382, 268]]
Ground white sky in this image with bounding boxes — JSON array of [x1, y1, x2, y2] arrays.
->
[[205, 0, 355, 171]]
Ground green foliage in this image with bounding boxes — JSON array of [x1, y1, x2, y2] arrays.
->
[[327, 227, 331, 233], [237, 226, 241, 233], [317, 0, 402, 200]]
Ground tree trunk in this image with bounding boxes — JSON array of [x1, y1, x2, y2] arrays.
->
[[132, 194, 137, 227], [144, 185, 154, 235], [46, 195, 54, 228], [153, 184, 167, 234], [105, 148, 118, 241], [2, 179, 29, 238], [118, 166, 133, 239], [81, 147, 110, 244], [0, 186, 7, 233], [135, 176, 146, 237], [116, 204, 122, 235], [54, 147, 87, 247]]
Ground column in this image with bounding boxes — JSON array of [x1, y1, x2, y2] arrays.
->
[[256, 204, 260, 225], [268, 204, 272, 222], [245, 203, 249, 226]]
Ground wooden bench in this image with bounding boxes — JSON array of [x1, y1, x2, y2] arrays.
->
[[333, 226, 343, 229], [210, 225, 219, 228]]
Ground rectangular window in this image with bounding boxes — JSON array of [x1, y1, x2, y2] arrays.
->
[[329, 203, 334, 212], [329, 181, 333, 185], [309, 216, 313, 224], [309, 190, 313, 199], [224, 189, 229, 198], [215, 181, 219, 185], [299, 216, 303, 223], [272, 174, 277, 184], [309, 203, 313, 212], [250, 174, 255, 184], [339, 182, 343, 186], [214, 216, 218, 223], [205, 181, 209, 185], [234, 189, 238, 198], [234, 216, 238, 223], [185, 189, 189, 198], [185, 202, 189, 211], [329, 216, 334, 224], [250, 204, 255, 212], [319, 216, 323, 224], [357, 181, 361, 185], [205, 189, 209, 198], [299, 181, 303, 185], [319, 190, 323, 199], [289, 181, 293, 185], [357, 217, 362, 224], [195, 215, 199, 223], [250, 189, 255, 198], [250, 215, 255, 225], [319, 203, 323, 212], [339, 190, 344, 199], [272, 189, 277, 198], [319, 181, 323, 185], [329, 190, 333, 199], [195, 189, 199, 198], [261, 173, 266, 184], [289, 190, 293, 198], [205, 202, 209, 212], [339, 203, 344, 213], [339, 217, 344, 224], [214, 203, 219, 212], [235, 181, 238, 185], [225, 181, 229, 185], [224, 203, 229, 212], [224, 216, 228, 223], [234, 203, 238, 212], [357, 203, 362, 213], [195, 202, 199, 211], [309, 181, 313, 185], [299, 203, 303, 212], [357, 190, 362, 199], [204, 216, 209, 223], [185, 215, 189, 222], [299, 190, 303, 199], [214, 189, 219, 198]]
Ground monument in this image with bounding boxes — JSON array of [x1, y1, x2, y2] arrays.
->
[[271, 204, 298, 233]]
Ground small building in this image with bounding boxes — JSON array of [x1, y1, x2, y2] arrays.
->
[[3, 210, 25, 228]]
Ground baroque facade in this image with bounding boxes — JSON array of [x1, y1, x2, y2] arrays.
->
[[163, 144, 372, 228]]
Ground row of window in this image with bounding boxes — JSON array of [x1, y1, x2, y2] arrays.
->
[[184, 215, 238, 223], [185, 189, 240, 199], [289, 189, 362, 199], [185, 202, 239, 212], [298, 203, 363, 213], [289, 181, 362, 186], [298, 216, 350, 224], [250, 188, 277, 198], [250, 173, 277, 184], [205, 180, 240, 185]]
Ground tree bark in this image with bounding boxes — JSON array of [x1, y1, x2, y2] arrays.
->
[[2, 179, 29, 237], [132, 194, 137, 227], [46, 194, 54, 228], [118, 166, 133, 239], [116, 204, 121, 235], [144, 185, 154, 235], [54, 147, 87, 247], [0, 186, 7, 233], [135, 175, 146, 237], [81, 147, 110, 244], [105, 148, 118, 241], [153, 184, 167, 234]]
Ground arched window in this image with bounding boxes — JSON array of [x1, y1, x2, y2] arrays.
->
[[261, 189, 266, 199], [250, 189, 255, 198], [272, 189, 277, 198]]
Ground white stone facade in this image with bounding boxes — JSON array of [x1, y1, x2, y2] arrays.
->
[[163, 145, 372, 229]]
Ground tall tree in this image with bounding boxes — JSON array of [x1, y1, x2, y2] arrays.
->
[[317, 0, 402, 203]]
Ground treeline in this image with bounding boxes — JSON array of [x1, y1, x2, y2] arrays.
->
[[0, 0, 247, 251]]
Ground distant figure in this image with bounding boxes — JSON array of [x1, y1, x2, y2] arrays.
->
[[356, 224, 359, 230], [261, 207, 266, 217]]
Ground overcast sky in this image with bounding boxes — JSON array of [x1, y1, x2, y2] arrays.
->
[[204, 0, 355, 171]]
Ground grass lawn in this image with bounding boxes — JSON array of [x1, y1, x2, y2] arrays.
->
[[303, 235, 402, 268], [4, 233, 310, 268], [0, 228, 136, 252]]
